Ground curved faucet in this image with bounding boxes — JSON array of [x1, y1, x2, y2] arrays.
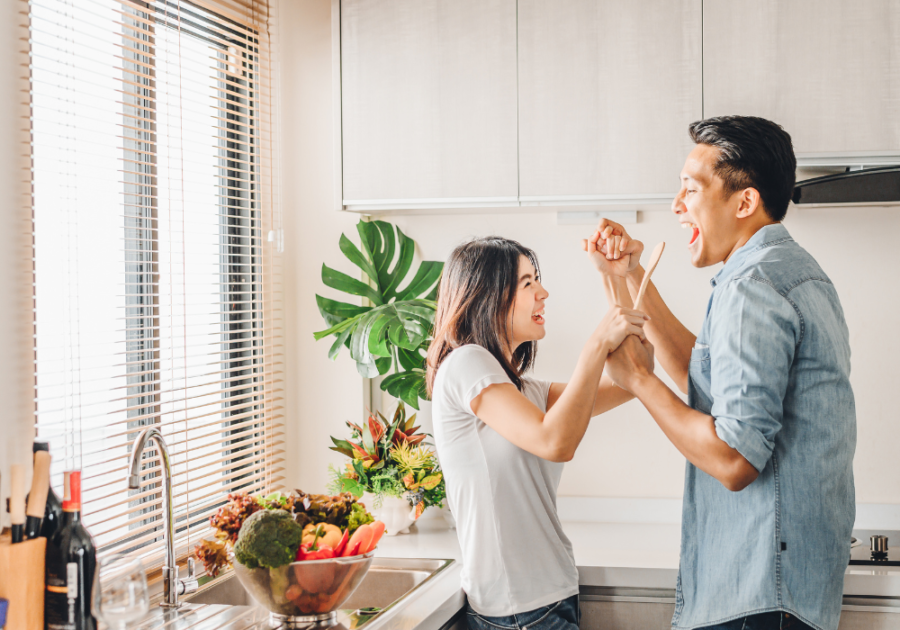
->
[[127, 427, 198, 608]]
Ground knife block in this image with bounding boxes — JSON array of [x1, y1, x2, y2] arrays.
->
[[0, 533, 45, 630]]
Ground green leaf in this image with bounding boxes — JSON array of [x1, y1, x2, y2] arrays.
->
[[339, 233, 378, 284], [328, 324, 354, 359], [395, 261, 443, 302], [322, 264, 383, 306], [329, 437, 357, 459], [313, 312, 361, 342], [366, 314, 392, 358], [316, 294, 368, 326], [381, 370, 427, 409], [370, 221, 396, 289], [340, 477, 365, 498], [375, 356, 392, 375], [397, 346, 426, 371], [420, 473, 442, 490], [383, 226, 415, 300]]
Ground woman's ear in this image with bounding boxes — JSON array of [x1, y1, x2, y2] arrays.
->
[[735, 187, 762, 219]]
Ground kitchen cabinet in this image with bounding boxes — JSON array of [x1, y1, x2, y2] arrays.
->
[[703, 0, 900, 157], [517, 0, 702, 201], [580, 597, 676, 629], [338, 0, 518, 210]]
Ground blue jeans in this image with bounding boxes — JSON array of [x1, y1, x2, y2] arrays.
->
[[697, 611, 815, 630], [466, 594, 580, 630]]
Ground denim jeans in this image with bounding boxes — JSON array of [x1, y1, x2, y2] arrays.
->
[[697, 611, 815, 630], [466, 594, 580, 630]]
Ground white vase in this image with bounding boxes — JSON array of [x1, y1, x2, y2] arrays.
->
[[361, 493, 417, 536]]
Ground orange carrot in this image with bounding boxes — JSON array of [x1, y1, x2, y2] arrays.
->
[[363, 521, 385, 553], [343, 524, 373, 557]]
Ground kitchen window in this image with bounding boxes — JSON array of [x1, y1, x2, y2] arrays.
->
[[28, 0, 283, 571]]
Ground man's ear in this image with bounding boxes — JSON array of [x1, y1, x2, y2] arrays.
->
[[735, 187, 762, 219]]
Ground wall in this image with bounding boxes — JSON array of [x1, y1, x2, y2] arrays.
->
[[280, 3, 900, 508], [0, 0, 35, 528]]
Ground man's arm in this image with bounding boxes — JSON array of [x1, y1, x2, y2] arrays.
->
[[607, 337, 759, 491], [584, 218, 696, 393], [624, 266, 696, 394]]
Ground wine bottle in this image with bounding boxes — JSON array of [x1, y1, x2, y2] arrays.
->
[[45, 471, 97, 630], [34, 441, 63, 540]]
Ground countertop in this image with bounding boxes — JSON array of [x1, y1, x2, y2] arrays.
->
[[133, 516, 900, 630], [369, 514, 900, 629]]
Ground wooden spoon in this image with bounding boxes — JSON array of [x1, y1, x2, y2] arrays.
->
[[633, 242, 665, 312]]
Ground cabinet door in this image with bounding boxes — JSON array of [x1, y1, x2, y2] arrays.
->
[[339, 0, 518, 206], [517, 0, 702, 199], [703, 1, 900, 155]]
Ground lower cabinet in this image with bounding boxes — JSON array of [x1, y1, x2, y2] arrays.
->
[[577, 591, 900, 630]]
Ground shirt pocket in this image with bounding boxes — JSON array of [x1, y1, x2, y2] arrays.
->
[[690, 344, 710, 363]]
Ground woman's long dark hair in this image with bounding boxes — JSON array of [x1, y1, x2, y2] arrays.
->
[[426, 237, 540, 396]]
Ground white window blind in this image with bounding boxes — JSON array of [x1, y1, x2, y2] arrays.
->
[[28, 0, 284, 571]]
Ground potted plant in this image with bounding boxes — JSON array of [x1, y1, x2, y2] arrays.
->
[[314, 219, 448, 531], [326, 404, 446, 536], [313, 219, 443, 409]]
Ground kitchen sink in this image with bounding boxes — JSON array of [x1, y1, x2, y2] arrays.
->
[[184, 557, 455, 628]]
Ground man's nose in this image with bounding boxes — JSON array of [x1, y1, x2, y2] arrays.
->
[[672, 190, 686, 215]]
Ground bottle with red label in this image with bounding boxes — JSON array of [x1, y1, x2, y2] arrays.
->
[[45, 471, 97, 630]]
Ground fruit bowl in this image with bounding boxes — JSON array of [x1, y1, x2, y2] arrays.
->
[[233, 552, 374, 627]]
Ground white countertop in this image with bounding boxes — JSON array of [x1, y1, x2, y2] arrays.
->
[[370, 513, 900, 629]]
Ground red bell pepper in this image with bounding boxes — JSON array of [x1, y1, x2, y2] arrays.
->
[[297, 544, 334, 561], [333, 528, 350, 556]]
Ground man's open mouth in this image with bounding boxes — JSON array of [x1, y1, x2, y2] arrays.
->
[[682, 222, 700, 246]]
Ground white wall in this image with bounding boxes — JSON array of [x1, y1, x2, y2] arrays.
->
[[0, 0, 35, 528], [281, 3, 900, 507]]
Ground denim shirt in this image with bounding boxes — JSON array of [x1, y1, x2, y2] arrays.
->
[[673, 224, 856, 630]]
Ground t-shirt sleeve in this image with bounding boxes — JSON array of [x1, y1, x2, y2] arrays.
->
[[709, 277, 800, 472], [442, 345, 513, 413]]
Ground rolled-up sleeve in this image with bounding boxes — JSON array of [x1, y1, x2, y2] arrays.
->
[[709, 277, 800, 472]]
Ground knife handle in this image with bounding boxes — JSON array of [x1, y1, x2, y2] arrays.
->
[[25, 451, 51, 538]]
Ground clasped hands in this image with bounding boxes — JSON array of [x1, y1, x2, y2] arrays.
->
[[582, 221, 656, 394]]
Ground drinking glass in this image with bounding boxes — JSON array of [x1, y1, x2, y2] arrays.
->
[[92, 554, 150, 629]]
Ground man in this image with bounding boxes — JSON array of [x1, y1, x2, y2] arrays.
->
[[587, 116, 856, 630]]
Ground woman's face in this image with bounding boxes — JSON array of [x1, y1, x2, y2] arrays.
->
[[508, 254, 549, 351]]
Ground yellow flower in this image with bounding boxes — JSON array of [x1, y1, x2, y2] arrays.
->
[[391, 440, 435, 473]]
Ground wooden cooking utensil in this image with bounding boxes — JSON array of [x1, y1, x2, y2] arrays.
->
[[633, 242, 665, 312]]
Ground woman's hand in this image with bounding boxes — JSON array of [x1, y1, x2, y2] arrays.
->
[[594, 305, 649, 354], [582, 219, 644, 277], [605, 335, 656, 393]]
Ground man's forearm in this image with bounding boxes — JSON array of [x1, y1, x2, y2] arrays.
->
[[625, 266, 695, 392], [630, 374, 759, 491]]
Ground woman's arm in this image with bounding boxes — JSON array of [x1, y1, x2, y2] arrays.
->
[[470, 306, 646, 462], [545, 269, 639, 415]]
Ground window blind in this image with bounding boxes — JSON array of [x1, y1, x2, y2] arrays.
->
[[28, 0, 284, 573]]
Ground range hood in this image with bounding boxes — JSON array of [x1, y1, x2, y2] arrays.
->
[[792, 166, 900, 205]]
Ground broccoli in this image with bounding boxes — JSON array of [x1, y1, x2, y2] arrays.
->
[[234, 509, 303, 569]]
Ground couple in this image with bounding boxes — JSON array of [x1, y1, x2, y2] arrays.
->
[[427, 116, 856, 630]]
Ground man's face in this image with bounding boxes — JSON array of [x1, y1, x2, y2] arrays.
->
[[671, 144, 744, 268]]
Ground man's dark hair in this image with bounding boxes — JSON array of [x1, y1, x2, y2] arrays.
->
[[688, 116, 796, 222]]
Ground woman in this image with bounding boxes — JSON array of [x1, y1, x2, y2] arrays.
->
[[426, 236, 648, 630]]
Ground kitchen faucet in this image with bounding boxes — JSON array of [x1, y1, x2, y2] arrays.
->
[[127, 427, 198, 608]]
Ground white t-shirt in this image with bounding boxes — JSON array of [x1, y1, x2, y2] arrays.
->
[[431, 344, 579, 617]]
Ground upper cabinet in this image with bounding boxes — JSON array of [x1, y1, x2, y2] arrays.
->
[[703, 0, 900, 156], [517, 0, 702, 199], [339, 0, 519, 208]]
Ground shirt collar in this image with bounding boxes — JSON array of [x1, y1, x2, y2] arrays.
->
[[710, 223, 792, 287]]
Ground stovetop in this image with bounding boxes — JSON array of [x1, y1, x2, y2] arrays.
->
[[849, 530, 900, 567]]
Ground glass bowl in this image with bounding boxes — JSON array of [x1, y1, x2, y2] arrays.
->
[[233, 552, 375, 624]]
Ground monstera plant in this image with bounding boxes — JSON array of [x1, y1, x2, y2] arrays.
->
[[313, 220, 443, 409]]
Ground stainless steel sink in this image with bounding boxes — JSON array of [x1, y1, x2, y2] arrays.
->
[[184, 557, 454, 628]]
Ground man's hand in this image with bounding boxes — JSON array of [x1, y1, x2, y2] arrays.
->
[[581, 219, 644, 277], [605, 335, 655, 393]]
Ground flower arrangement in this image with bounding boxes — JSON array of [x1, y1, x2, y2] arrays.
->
[[327, 402, 446, 517]]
